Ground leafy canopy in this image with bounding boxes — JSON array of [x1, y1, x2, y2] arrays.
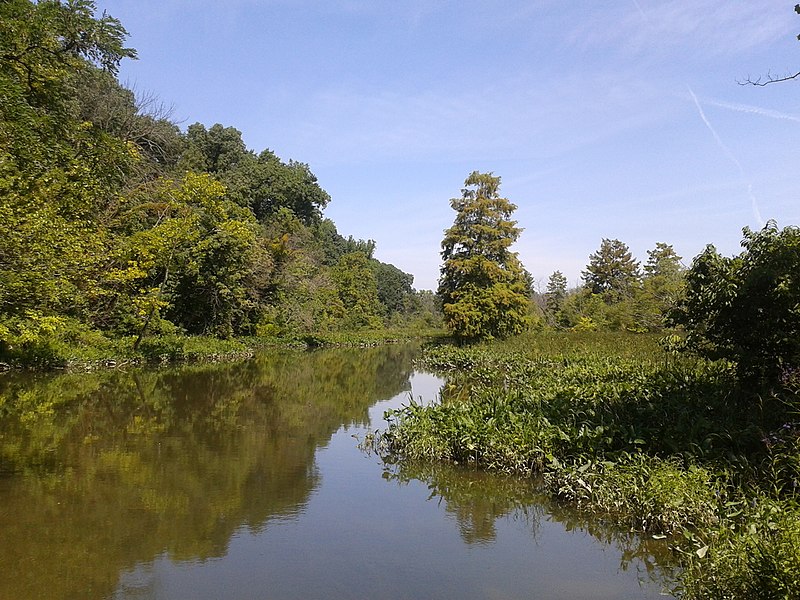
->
[[583, 238, 641, 301], [671, 222, 800, 384]]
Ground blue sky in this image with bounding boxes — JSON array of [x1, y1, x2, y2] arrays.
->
[[97, 1, 800, 291]]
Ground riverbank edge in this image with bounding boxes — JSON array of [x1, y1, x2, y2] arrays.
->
[[0, 328, 448, 373]]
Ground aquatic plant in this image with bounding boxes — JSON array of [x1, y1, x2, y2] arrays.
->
[[377, 331, 800, 597]]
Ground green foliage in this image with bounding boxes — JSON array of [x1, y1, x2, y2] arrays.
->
[[559, 288, 633, 331], [0, 0, 138, 326], [551, 241, 683, 333], [256, 210, 344, 335], [438, 172, 530, 342], [582, 238, 641, 301], [313, 218, 376, 265], [636, 243, 685, 331], [182, 123, 330, 224], [544, 270, 568, 325], [393, 289, 444, 329], [0, 312, 70, 367], [332, 252, 384, 330], [71, 68, 182, 175], [672, 222, 800, 383], [0, 312, 127, 368], [679, 499, 800, 599], [0, 0, 136, 93], [388, 334, 758, 474], [181, 122, 248, 174], [98, 172, 265, 340], [0, 2, 482, 365], [159, 173, 264, 337], [371, 260, 414, 314], [549, 455, 724, 534]]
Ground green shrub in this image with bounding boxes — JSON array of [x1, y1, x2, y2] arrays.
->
[[673, 222, 800, 386], [679, 500, 800, 599]]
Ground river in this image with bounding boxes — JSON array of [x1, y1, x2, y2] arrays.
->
[[0, 343, 676, 599]]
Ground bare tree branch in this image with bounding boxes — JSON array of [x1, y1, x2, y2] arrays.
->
[[738, 5, 800, 86], [738, 70, 800, 87]]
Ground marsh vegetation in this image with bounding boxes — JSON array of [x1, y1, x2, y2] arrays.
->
[[378, 332, 800, 598]]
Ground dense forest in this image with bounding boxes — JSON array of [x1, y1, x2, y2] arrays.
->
[[0, 0, 441, 366], [2, 0, 798, 378]]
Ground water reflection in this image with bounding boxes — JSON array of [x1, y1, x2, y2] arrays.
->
[[0, 343, 677, 600], [380, 460, 677, 589], [382, 461, 543, 545], [0, 344, 418, 600]]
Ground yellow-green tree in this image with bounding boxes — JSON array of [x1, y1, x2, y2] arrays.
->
[[438, 172, 530, 341], [0, 0, 137, 360]]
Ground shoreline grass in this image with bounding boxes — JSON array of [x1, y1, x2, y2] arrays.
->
[[0, 326, 448, 372]]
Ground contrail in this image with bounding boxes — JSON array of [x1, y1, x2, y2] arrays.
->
[[687, 85, 765, 227], [632, 0, 649, 22], [703, 99, 800, 124], [634, 0, 766, 228]]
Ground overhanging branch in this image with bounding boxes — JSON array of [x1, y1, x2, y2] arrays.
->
[[738, 71, 800, 87]]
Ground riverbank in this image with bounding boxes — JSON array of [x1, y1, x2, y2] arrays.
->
[[377, 332, 800, 598], [0, 326, 447, 372]]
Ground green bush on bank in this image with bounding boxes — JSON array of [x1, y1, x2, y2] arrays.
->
[[545, 454, 726, 534], [0, 315, 255, 369], [678, 498, 800, 599], [0, 317, 446, 371]]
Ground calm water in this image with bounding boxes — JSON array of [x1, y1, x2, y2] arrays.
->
[[0, 344, 676, 599]]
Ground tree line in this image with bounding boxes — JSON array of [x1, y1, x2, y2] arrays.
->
[[3, 1, 797, 387], [437, 172, 687, 339], [0, 0, 439, 365], [542, 237, 685, 333], [438, 172, 800, 388]]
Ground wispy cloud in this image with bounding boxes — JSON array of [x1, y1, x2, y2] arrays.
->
[[282, 73, 665, 166], [571, 0, 790, 57]]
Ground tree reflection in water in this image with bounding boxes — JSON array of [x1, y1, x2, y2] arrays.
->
[[380, 459, 679, 586], [0, 343, 418, 600]]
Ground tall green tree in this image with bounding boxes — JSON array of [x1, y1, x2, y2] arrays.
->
[[635, 242, 685, 330], [545, 270, 568, 321], [438, 171, 530, 341], [371, 261, 414, 315], [0, 0, 137, 322], [98, 173, 264, 341], [181, 124, 330, 225], [332, 252, 383, 330], [181, 123, 248, 175], [583, 238, 641, 302]]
